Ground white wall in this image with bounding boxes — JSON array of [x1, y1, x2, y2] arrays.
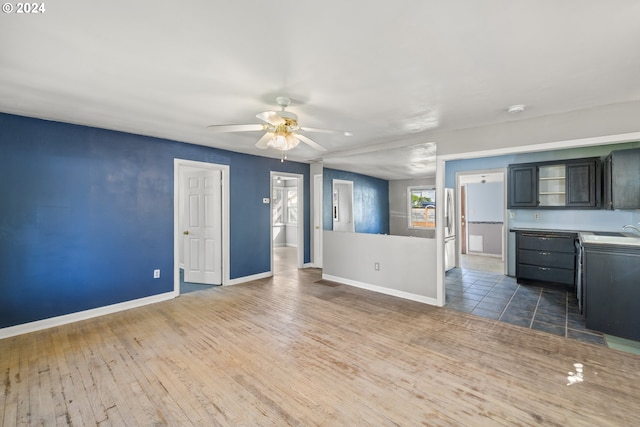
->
[[323, 231, 438, 304], [285, 224, 298, 247], [421, 101, 640, 156]]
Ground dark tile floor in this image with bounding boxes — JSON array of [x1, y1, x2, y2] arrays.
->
[[445, 267, 607, 346]]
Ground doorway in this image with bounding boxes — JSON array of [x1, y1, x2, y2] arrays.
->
[[271, 172, 304, 274], [456, 170, 507, 275], [174, 159, 230, 294], [332, 179, 354, 232]]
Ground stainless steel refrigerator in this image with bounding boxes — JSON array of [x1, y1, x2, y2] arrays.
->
[[444, 188, 456, 271]]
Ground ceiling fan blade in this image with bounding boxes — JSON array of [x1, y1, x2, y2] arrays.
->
[[295, 133, 327, 151], [299, 126, 353, 137], [255, 132, 274, 149], [206, 124, 265, 133], [256, 111, 286, 126]]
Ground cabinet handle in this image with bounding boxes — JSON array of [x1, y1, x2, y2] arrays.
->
[[539, 252, 550, 256], [539, 267, 550, 271]]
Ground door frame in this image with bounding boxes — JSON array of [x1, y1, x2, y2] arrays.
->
[[332, 179, 355, 232], [313, 174, 323, 268], [270, 171, 304, 271], [174, 159, 230, 294], [455, 168, 507, 274]]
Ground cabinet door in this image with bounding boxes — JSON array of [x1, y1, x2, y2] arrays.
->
[[508, 165, 537, 208], [566, 161, 599, 207], [584, 247, 640, 341], [609, 148, 640, 209]]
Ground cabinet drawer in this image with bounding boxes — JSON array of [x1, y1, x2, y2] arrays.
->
[[518, 249, 575, 270], [517, 233, 576, 253], [517, 264, 575, 285]]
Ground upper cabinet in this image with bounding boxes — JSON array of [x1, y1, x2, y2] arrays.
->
[[508, 158, 601, 209], [508, 165, 537, 207], [604, 147, 640, 210]]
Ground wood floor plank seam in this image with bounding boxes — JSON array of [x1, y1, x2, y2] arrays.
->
[[2, 268, 640, 425]]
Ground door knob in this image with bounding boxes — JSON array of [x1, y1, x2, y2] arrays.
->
[[183, 231, 189, 235]]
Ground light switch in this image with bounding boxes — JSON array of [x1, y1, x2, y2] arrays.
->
[[263, 198, 270, 204]]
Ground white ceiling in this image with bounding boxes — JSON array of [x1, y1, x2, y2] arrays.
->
[[1, 1, 640, 179]]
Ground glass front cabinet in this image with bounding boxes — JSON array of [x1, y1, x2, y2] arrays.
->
[[508, 158, 601, 209]]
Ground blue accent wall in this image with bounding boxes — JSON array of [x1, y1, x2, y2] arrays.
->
[[322, 168, 389, 234], [0, 113, 310, 328]]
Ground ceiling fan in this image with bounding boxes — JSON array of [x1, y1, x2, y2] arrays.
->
[[207, 96, 352, 159]]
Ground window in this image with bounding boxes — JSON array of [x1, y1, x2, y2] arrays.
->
[[408, 187, 436, 229], [273, 186, 297, 225]]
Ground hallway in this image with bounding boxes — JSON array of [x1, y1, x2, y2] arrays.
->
[[273, 246, 298, 274]]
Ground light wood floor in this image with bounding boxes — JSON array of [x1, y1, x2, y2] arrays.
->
[[2, 268, 640, 426]]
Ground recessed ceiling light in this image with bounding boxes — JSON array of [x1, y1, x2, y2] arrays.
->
[[507, 104, 526, 114]]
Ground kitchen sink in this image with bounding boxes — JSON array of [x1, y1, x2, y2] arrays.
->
[[591, 231, 627, 237]]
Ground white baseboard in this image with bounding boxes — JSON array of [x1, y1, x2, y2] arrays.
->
[[226, 271, 272, 286], [303, 263, 316, 268], [0, 291, 177, 340], [322, 274, 439, 306]]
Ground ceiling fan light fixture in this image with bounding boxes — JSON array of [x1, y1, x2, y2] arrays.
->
[[267, 130, 300, 151]]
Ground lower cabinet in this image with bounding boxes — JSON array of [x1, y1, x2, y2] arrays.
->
[[515, 231, 577, 286], [583, 244, 640, 341]]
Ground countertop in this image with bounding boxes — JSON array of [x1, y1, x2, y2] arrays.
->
[[510, 227, 640, 248], [579, 231, 640, 248]]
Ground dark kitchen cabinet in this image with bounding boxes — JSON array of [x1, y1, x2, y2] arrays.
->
[[516, 231, 577, 286], [583, 243, 640, 341], [507, 158, 600, 209], [566, 161, 600, 207], [604, 147, 640, 210], [508, 165, 537, 207]]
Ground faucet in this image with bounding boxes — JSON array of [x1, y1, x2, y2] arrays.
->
[[622, 224, 640, 235]]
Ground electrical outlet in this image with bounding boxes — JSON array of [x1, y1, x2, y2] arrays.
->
[[374, 262, 380, 271], [533, 212, 541, 220], [153, 269, 160, 278]]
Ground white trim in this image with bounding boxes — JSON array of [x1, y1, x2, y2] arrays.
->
[[0, 292, 175, 339], [313, 174, 323, 268], [322, 274, 439, 306], [455, 168, 508, 275], [303, 262, 315, 268], [270, 171, 305, 272], [174, 159, 230, 291], [435, 158, 446, 307], [226, 271, 272, 286]]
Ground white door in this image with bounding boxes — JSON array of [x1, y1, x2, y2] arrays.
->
[[313, 174, 323, 267], [183, 170, 222, 284]]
